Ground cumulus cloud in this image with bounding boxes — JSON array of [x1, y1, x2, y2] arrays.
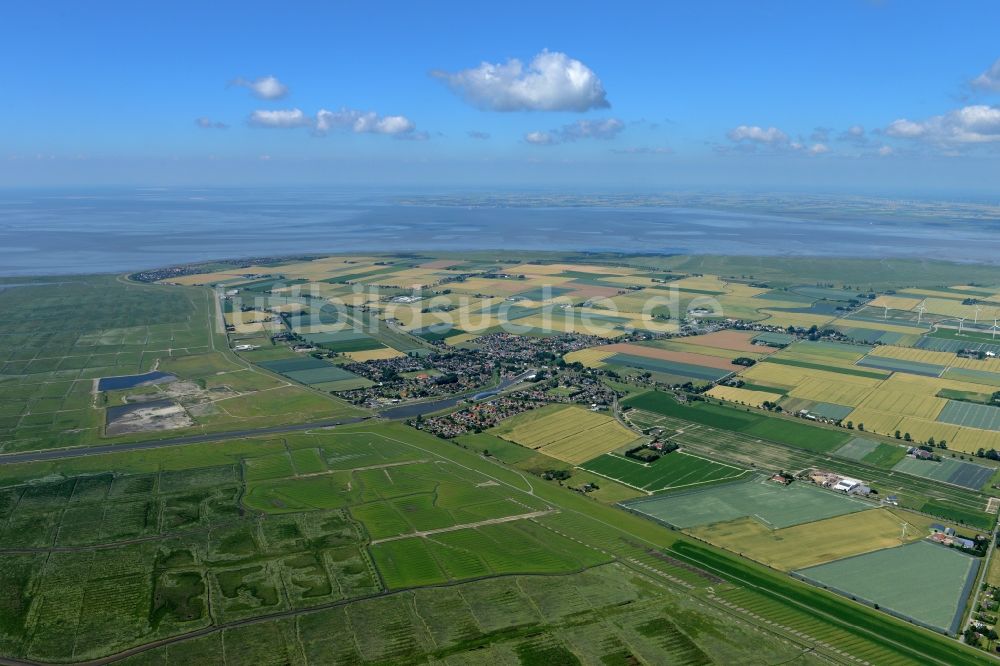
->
[[877, 145, 894, 156], [432, 49, 609, 112], [248, 108, 311, 128], [247, 107, 418, 137], [612, 146, 673, 155], [315, 108, 415, 135], [560, 118, 624, 140], [885, 105, 1000, 147], [971, 57, 1000, 91], [231, 75, 289, 100], [810, 127, 831, 143], [467, 130, 491, 140], [524, 131, 556, 145], [727, 125, 789, 145], [195, 117, 228, 129], [725, 125, 828, 155], [524, 118, 624, 146], [838, 124, 867, 144]]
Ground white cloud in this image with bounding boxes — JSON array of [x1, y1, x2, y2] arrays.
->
[[315, 108, 416, 136], [195, 117, 228, 129], [247, 107, 418, 137], [838, 124, 867, 144], [248, 108, 311, 128], [525, 118, 624, 146], [232, 75, 289, 100], [612, 146, 673, 155], [727, 125, 789, 145], [885, 105, 1000, 147], [877, 145, 894, 156], [971, 57, 1000, 91], [560, 118, 624, 140], [725, 125, 828, 155], [433, 50, 609, 112], [525, 131, 556, 145], [467, 130, 491, 140]]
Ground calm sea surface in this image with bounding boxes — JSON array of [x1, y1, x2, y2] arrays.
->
[[1, 188, 997, 276]]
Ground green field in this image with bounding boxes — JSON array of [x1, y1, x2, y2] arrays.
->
[[834, 437, 907, 467], [795, 541, 979, 635], [624, 390, 850, 453], [580, 451, 748, 492], [625, 477, 872, 529]]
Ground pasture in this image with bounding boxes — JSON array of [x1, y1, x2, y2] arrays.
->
[[371, 520, 610, 588], [580, 451, 749, 492], [624, 477, 871, 529], [624, 390, 849, 452], [795, 540, 979, 635], [833, 437, 906, 467], [491, 404, 639, 464]]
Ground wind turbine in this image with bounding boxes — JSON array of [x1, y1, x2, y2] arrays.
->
[[993, 318, 999, 341], [958, 318, 966, 335], [975, 304, 983, 324], [916, 301, 927, 326], [883, 305, 889, 321]]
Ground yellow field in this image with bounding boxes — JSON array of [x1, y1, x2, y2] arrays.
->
[[951, 355, 1000, 373], [688, 508, 934, 571], [922, 298, 1000, 319], [707, 385, 783, 407], [444, 333, 478, 346], [949, 428, 1000, 454], [652, 340, 767, 360], [892, 416, 961, 446], [224, 310, 281, 334], [868, 345, 957, 366], [786, 376, 880, 406], [669, 275, 728, 292], [856, 385, 946, 419], [742, 362, 882, 392], [343, 347, 404, 362], [563, 348, 615, 367], [868, 295, 922, 310], [496, 405, 638, 464]]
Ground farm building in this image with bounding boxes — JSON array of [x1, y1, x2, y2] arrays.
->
[[833, 477, 864, 493]]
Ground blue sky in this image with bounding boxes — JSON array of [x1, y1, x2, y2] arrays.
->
[[3, 1, 1000, 193]]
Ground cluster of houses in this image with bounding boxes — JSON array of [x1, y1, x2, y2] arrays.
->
[[415, 397, 542, 439]]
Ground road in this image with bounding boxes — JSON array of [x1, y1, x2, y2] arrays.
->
[[0, 416, 370, 465]]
